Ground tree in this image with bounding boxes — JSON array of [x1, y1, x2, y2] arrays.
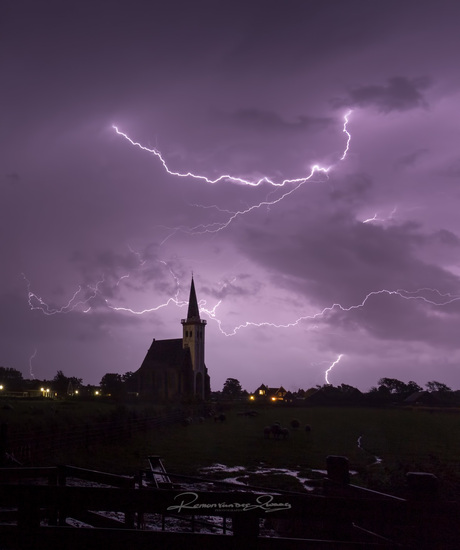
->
[[52, 370, 69, 396], [122, 371, 134, 383], [377, 378, 421, 396], [426, 380, 452, 393], [221, 378, 243, 400], [100, 373, 124, 398], [378, 378, 408, 394], [406, 381, 423, 393], [0, 366, 23, 391]]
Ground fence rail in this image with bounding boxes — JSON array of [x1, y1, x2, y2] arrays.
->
[[1, 410, 185, 465], [0, 462, 459, 549]]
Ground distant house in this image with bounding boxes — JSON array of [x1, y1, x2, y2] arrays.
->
[[252, 384, 287, 402], [304, 385, 363, 406], [403, 391, 439, 406], [128, 278, 210, 402]]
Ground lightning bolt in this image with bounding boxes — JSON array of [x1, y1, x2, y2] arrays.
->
[[340, 110, 352, 161], [201, 287, 460, 336], [113, 110, 353, 236], [23, 273, 103, 315], [112, 114, 351, 187], [362, 206, 398, 224], [325, 354, 344, 384], [22, 258, 190, 317], [29, 348, 37, 379]]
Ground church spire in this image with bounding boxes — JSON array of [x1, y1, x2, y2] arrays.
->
[[186, 277, 200, 321]]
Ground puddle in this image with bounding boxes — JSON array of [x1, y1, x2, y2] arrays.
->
[[357, 435, 383, 465], [199, 463, 325, 492]]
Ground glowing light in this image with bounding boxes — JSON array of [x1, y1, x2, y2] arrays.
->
[[325, 354, 344, 384]]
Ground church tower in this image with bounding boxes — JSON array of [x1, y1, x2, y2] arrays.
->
[[181, 277, 207, 399]]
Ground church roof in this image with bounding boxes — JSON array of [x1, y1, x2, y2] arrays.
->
[[142, 338, 191, 370], [186, 277, 200, 321]]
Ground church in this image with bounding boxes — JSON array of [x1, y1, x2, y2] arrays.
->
[[129, 277, 210, 401]]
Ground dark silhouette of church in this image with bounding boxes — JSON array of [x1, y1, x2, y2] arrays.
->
[[130, 278, 210, 401]]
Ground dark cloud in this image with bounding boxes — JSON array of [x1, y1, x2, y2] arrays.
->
[[5, 172, 20, 185], [336, 77, 431, 112], [394, 148, 430, 170], [236, 209, 460, 337], [203, 276, 262, 300], [225, 109, 333, 134], [429, 229, 460, 247], [329, 173, 373, 205], [439, 158, 460, 178]]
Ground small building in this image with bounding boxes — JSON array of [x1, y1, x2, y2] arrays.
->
[[403, 391, 439, 406], [252, 384, 287, 402]]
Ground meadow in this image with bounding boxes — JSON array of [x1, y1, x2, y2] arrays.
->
[[2, 399, 460, 498], [145, 405, 460, 497]]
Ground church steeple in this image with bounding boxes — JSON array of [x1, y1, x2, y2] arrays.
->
[[181, 277, 207, 399], [186, 276, 200, 321]]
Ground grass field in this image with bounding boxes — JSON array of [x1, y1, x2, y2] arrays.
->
[[152, 405, 460, 472], [68, 403, 460, 498], [2, 399, 460, 498]]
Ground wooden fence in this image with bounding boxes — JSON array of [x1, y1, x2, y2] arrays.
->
[[0, 459, 459, 549], [0, 410, 184, 465]]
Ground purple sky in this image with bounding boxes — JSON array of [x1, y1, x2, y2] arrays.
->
[[2, 1, 460, 392]]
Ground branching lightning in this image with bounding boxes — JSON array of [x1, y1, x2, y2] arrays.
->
[[113, 116, 350, 187], [23, 274, 103, 315], [201, 287, 460, 336], [22, 257, 191, 317], [113, 110, 353, 235]]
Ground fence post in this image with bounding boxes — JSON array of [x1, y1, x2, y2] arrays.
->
[[232, 513, 259, 540], [17, 487, 41, 547], [326, 455, 350, 484], [325, 455, 353, 540], [0, 423, 7, 466], [406, 472, 439, 548]]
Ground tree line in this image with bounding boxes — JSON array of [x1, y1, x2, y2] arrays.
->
[[0, 366, 457, 404]]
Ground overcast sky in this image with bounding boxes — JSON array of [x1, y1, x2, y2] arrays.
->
[[2, 0, 460, 392]]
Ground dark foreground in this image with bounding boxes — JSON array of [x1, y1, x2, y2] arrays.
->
[[1, 462, 459, 549]]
